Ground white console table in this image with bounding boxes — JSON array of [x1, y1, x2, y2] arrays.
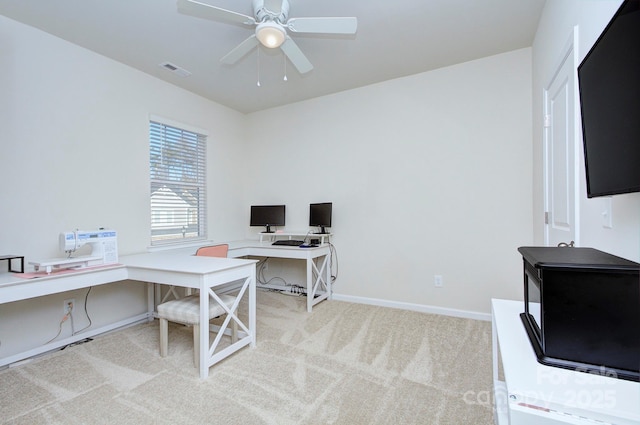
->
[[492, 299, 640, 425]]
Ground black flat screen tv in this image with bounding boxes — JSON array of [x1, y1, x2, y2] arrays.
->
[[309, 202, 332, 234], [250, 205, 285, 233], [577, 0, 640, 198]]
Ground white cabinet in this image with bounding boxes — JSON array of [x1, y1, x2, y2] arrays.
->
[[492, 299, 640, 425]]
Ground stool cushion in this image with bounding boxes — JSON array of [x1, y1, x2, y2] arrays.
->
[[157, 294, 236, 325]]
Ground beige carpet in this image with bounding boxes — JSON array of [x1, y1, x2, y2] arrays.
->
[[0, 290, 494, 424]]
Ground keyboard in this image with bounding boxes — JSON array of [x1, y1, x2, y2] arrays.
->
[[272, 240, 304, 246]]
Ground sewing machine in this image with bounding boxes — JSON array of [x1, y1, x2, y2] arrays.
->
[[29, 230, 118, 274]]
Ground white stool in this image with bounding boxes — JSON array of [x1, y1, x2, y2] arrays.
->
[[157, 293, 237, 368]]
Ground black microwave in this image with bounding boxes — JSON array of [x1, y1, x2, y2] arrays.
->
[[518, 246, 640, 382]]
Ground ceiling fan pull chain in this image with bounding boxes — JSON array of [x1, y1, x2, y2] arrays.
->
[[257, 48, 261, 87], [283, 54, 288, 81]]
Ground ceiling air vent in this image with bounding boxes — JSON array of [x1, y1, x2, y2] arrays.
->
[[159, 62, 191, 77]]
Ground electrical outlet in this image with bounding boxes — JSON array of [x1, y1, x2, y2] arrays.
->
[[434, 275, 443, 288], [63, 298, 75, 314]]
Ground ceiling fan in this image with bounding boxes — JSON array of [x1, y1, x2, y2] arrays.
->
[[177, 0, 358, 74]]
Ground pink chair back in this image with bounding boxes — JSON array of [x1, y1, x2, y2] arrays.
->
[[195, 244, 229, 258]]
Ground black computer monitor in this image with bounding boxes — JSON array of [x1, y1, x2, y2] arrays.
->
[[250, 205, 285, 233], [309, 202, 332, 234]]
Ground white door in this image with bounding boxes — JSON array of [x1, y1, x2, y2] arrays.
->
[[544, 30, 579, 247]]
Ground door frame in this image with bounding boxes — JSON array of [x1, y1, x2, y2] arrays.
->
[[543, 26, 581, 247]]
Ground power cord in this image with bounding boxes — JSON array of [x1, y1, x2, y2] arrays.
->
[[257, 258, 269, 284], [329, 242, 339, 283], [61, 337, 93, 350], [257, 257, 288, 286], [45, 292, 95, 348], [73, 287, 93, 335], [45, 310, 73, 345]]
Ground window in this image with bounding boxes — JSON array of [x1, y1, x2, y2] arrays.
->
[[149, 119, 207, 245]]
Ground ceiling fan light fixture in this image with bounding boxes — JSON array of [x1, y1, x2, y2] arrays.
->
[[256, 21, 286, 48]]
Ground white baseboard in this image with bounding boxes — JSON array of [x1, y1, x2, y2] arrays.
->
[[331, 293, 491, 322], [1, 313, 151, 368]]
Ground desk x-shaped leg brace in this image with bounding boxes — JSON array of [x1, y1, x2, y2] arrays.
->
[[306, 252, 331, 312], [198, 271, 256, 378]]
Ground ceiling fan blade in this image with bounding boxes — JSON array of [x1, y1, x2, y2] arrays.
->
[[286, 17, 357, 34], [220, 35, 259, 64], [177, 0, 256, 26], [280, 37, 313, 74]]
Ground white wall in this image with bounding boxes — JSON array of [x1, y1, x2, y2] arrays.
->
[[244, 48, 534, 315], [532, 0, 640, 261], [1, 12, 535, 361], [0, 15, 247, 357]]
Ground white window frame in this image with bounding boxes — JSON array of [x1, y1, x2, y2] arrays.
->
[[149, 116, 207, 246]]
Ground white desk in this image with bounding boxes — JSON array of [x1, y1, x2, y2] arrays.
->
[[0, 264, 128, 304], [0, 253, 257, 379], [122, 252, 257, 379], [0, 239, 329, 375], [492, 299, 640, 425], [0, 265, 139, 368], [227, 241, 332, 312]]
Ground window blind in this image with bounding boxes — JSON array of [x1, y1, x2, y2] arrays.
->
[[149, 120, 207, 245]]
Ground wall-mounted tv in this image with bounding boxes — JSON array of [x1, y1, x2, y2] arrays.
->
[[250, 205, 285, 233], [577, 0, 640, 198]]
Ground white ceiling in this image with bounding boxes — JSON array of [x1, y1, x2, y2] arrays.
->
[[0, 0, 546, 114]]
